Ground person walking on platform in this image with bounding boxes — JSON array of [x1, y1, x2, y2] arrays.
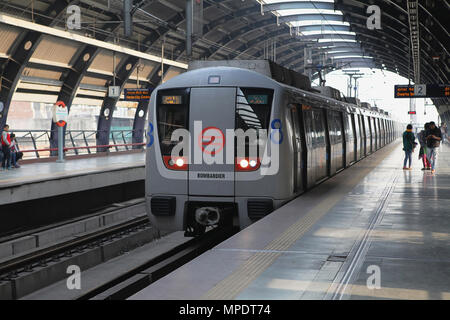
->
[[426, 122, 442, 174], [402, 124, 416, 170], [1, 124, 12, 170], [418, 123, 431, 170]]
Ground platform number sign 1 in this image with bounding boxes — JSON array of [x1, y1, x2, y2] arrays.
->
[[414, 84, 426, 97], [108, 86, 121, 98]]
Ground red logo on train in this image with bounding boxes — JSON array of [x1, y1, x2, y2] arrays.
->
[[198, 127, 225, 155]]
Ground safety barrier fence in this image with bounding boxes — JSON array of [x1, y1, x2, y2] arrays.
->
[[9, 129, 146, 159]]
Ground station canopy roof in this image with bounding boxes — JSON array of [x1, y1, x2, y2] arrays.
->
[[0, 0, 448, 110]]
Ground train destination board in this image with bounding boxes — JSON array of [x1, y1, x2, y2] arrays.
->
[[161, 95, 183, 105], [395, 84, 450, 98], [124, 88, 151, 101]]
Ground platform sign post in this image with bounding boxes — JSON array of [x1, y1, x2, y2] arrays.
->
[[52, 101, 68, 163]]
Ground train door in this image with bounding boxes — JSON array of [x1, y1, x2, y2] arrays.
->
[[188, 87, 236, 196], [373, 117, 378, 150], [343, 112, 352, 167], [360, 115, 367, 156], [302, 106, 315, 189], [327, 110, 336, 175], [351, 113, 358, 162], [315, 108, 328, 181], [323, 109, 331, 177], [336, 112, 345, 170], [366, 116, 372, 154], [380, 119, 384, 146], [289, 105, 304, 193]]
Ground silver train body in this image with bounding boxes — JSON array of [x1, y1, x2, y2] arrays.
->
[[145, 64, 402, 236]]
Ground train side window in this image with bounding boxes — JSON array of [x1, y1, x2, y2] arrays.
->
[[302, 107, 313, 146], [365, 116, 371, 136], [336, 112, 343, 142], [313, 108, 325, 145], [346, 113, 353, 141], [352, 113, 358, 139]]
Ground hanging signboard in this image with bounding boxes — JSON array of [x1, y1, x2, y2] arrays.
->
[[124, 88, 151, 101], [395, 84, 450, 98]]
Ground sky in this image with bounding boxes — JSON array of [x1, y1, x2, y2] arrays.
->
[[311, 69, 440, 128]]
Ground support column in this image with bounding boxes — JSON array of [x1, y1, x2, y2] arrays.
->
[[96, 56, 139, 152], [49, 45, 100, 155], [186, 0, 193, 59], [131, 85, 153, 149]]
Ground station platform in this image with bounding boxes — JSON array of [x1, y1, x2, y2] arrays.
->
[[0, 152, 145, 206], [131, 142, 450, 300]]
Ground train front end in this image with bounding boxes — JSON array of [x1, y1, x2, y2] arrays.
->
[[146, 67, 291, 236]]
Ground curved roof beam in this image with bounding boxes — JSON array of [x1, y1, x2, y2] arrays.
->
[[296, 24, 350, 32], [279, 13, 344, 23], [261, 1, 335, 12]]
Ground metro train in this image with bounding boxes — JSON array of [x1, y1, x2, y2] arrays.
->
[[145, 60, 402, 236]]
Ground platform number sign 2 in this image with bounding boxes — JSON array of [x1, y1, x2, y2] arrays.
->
[[414, 84, 426, 97]]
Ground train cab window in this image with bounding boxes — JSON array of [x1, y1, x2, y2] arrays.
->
[[235, 88, 273, 158], [236, 88, 273, 131], [156, 88, 190, 156]]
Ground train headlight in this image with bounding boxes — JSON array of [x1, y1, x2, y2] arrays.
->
[[163, 156, 188, 171], [236, 157, 260, 171], [239, 159, 249, 168], [175, 158, 185, 167]]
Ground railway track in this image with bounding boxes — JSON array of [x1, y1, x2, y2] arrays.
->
[[0, 195, 237, 300], [77, 226, 238, 300], [0, 215, 150, 281]]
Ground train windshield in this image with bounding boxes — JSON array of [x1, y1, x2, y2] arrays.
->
[[235, 88, 273, 158], [156, 88, 190, 156], [236, 88, 273, 131]]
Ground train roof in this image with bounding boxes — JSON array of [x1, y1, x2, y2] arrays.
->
[[312, 86, 344, 102], [162, 60, 393, 120], [189, 60, 313, 92]]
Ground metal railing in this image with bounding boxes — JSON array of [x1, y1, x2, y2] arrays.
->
[[10, 129, 146, 159]]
